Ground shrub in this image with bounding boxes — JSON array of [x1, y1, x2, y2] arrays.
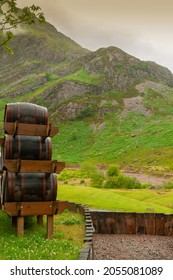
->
[[76, 106, 94, 119], [80, 162, 97, 177], [104, 176, 118, 189], [80, 162, 105, 188], [107, 164, 120, 177], [104, 174, 144, 189], [58, 168, 88, 181], [80, 179, 85, 184], [90, 172, 104, 188]]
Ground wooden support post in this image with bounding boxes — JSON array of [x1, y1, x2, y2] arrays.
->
[[17, 216, 24, 237], [12, 216, 17, 227], [37, 215, 43, 226], [47, 215, 54, 239]]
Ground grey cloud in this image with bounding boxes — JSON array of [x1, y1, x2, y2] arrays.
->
[[17, 0, 173, 72]]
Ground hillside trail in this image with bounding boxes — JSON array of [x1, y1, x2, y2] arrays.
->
[[122, 171, 170, 187], [97, 165, 172, 187], [67, 163, 172, 187]]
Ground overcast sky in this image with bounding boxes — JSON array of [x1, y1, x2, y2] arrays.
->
[[17, 0, 173, 72]]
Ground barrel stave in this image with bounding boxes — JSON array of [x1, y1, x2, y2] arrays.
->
[[3, 172, 57, 202], [4, 103, 48, 125], [3, 135, 52, 161]]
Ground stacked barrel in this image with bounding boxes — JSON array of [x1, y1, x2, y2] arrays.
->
[[0, 102, 59, 205]]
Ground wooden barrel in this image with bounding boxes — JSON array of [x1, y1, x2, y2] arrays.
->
[[3, 135, 52, 160], [3, 172, 57, 202], [4, 102, 48, 125]]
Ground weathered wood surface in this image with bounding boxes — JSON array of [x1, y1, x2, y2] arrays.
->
[[17, 216, 24, 237], [4, 102, 48, 125], [3, 160, 65, 173], [47, 215, 54, 239], [2, 172, 57, 202], [4, 122, 59, 137], [2, 201, 59, 216], [3, 135, 52, 161]]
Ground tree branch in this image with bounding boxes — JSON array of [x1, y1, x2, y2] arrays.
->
[[0, 0, 45, 53]]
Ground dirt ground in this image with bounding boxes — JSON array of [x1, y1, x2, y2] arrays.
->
[[93, 234, 173, 260], [123, 172, 170, 187], [68, 172, 170, 188]]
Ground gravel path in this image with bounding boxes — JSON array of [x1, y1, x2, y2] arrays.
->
[[93, 234, 173, 259]]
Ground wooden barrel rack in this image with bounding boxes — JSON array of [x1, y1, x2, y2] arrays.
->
[[0, 102, 65, 239]]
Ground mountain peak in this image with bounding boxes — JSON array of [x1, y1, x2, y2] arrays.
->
[[1, 20, 173, 117], [0, 20, 89, 66]]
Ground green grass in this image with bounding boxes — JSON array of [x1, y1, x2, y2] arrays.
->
[[58, 184, 173, 214], [62, 68, 102, 86], [0, 210, 84, 260], [52, 121, 94, 162], [17, 79, 59, 102], [51, 87, 173, 168], [52, 107, 173, 170], [2, 72, 173, 170], [7, 68, 98, 105]]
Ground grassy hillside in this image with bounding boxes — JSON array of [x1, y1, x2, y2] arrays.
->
[[1, 76, 173, 171], [58, 184, 173, 214], [1, 21, 173, 172], [53, 88, 173, 172]]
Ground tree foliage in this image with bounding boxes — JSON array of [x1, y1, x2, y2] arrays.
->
[[0, 0, 45, 53]]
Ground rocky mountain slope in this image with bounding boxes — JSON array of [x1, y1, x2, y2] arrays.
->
[[0, 21, 173, 118], [1, 21, 173, 167]]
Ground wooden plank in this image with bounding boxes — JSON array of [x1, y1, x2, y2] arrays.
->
[[136, 213, 146, 234], [47, 215, 54, 239], [105, 213, 115, 234], [164, 214, 173, 236], [55, 162, 65, 174], [124, 213, 136, 234], [155, 214, 165, 235], [2, 203, 19, 216], [2, 201, 58, 216], [145, 213, 155, 235], [57, 200, 70, 214], [17, 216, 24, 237], [20, 202, 57, 216], [114, 212, 126, 234], [4, 122, 59, 137], [3, 159, 65, 173]]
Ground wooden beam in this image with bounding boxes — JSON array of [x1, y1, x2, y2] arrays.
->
[[47, 215, 54, 239], [3, 201, 58, 216], [2, 203, 19, 216], [4, 122, 59, 137], [3, 160, 65, 173]]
